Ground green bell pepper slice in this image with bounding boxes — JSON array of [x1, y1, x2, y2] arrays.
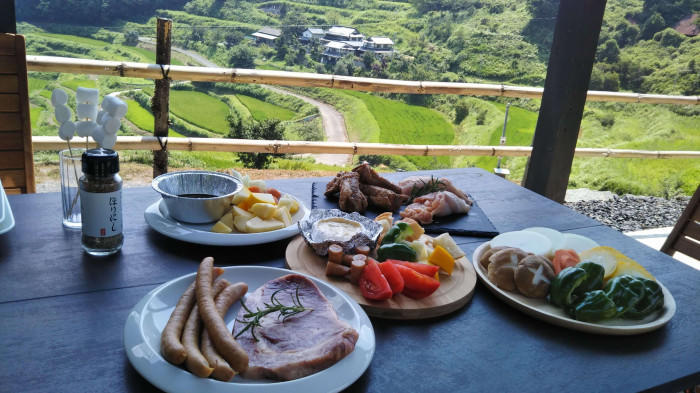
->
[[573, 262, 605, 295], [376, 242, 417, 262], [604, 275, 645, 316], [622, 278, 664, 319], [381, 222, 413, 246], [572, 290, 618, 322], [549, 267, 587, 307]]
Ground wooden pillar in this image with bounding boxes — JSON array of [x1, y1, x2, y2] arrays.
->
[[0, 0, 16, 34], [152, 18, 172, 177], [522, 0, 607, 203]]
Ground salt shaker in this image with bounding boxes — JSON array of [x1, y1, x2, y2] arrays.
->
[[79, 148, 123, 255]]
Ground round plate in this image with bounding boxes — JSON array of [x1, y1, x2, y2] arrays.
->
[[472, 242, 676, 335], [124, 266, 375, 393], [144, 196, 309, 246], [285, 236, 477, 320]]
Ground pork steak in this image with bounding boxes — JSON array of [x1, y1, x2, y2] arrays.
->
[[232, 274, 359, 380]]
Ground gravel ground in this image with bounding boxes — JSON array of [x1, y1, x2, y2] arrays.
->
[[565, 194, 690, 232]]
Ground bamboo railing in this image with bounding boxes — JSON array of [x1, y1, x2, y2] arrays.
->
[[31, 136, 700, 159], [26, 56, 700, 105]]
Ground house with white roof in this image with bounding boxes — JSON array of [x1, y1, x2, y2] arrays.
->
[[359, 36, 395, 56], [321, 41, 355, 64], [301, 28, 325, 42], [324, 26, 364, 46], [251, 27, 282, 45]]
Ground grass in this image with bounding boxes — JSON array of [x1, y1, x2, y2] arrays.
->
[[236, 94, 296, 122], [170, 90, 231, 134], [60, 78, 97, 91], [28, 77, 50, 94], [222, 95, 253, 124], [30, 106, 43, 131], [124, 99, 185, 138]]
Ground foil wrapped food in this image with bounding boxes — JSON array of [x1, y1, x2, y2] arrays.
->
[[299, 209, 382, 256]]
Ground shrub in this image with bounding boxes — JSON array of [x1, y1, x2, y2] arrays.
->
[[454, 100, 469, 124], [227, 117, 285, 169]]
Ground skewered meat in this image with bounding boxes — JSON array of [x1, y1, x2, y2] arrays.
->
[[398, 176, 473, 204], [359, 184, 408, 211], [400, 191, 471, 224], [233, 274, 359, 381], [352, 163, 402, 194]]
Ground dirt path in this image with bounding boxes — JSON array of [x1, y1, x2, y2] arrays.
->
[[139, 37, 351, 167]]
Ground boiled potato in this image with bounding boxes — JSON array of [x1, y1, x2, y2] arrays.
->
[[246, 216, 285, 233], [251, 192, 276, 205], [273, 205, 292, 227], [277, 195, 299, 214], [232, 205, 255, 220], [232, 187, 251, 205], [249, 203, 278, 220], [211, 221, 232, 233], [219, 210, 234, 228], [233, 215, 251, 233]]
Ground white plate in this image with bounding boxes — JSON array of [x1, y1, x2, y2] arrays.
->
[[472, 242, 676, 335], [124, 266, 375, 393], [144, 196, 309, 246], [0, 185, 15, 235]]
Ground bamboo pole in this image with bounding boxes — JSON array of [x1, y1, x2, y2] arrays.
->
[[25, 56, 699, 105], [152, 18, 171, 177], [30, 136, 700, 159]]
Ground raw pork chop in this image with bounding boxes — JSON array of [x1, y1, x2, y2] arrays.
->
[[233, 274, 359, 380]]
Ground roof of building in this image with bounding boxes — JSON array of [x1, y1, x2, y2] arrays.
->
[[252, 32, 278, 41], [326, 26, 359, 37], [325, 41, 353, 49], [368, 36, 394, 45], [257, 27, 282, 37], [306, 28, 325, 34]]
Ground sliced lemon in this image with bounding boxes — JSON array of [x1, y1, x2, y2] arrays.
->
[[578, 246, 619, 280]]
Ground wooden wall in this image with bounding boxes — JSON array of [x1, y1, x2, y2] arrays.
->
[[0, 34, 35, 194]]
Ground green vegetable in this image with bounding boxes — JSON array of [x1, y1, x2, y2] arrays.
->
[[381, 222, 413, 246], [622, 278, 664, 319], [604, 275, 645, 316], [377, 242, 417, 262], [571, 290, 618, 322], [573, 262, 605, 295], [549, 267, 587, 307]]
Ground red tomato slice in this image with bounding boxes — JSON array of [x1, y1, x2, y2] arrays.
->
[[379, 261, 404, 295], [267, 187, 282, 200], [388, 260, 439, 277], [553, 249, 581, 274], [359, 259, 393, 301], [393, 263, 440, 299], [248, 186, 261, 193]]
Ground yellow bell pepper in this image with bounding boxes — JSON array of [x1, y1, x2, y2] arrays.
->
[[428, 245, 455, 275]]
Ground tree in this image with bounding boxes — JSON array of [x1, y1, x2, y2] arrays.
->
[[454, 101, 469, 124], [227, 44, 256, 68], [228, 118, 285, 169], [639, 12, 665, 40], [124, 30, 139, 46], [597, 39, 620, 63]]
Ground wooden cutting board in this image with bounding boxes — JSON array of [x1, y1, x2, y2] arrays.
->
[[285, 235, 477, 320]]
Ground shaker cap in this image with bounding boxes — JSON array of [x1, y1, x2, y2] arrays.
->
[[82, 148, 119, 176]]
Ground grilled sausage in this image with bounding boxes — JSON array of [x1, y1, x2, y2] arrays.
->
[[196, 257, 249, 373], [201, 282, 248, 381]]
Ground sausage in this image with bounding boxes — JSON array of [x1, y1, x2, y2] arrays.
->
[[327, 244, 343, 264], [196, 257, 249, 373], [349, 257, 367, 284], [183, 278, 230, 377], [161, 267, 223, 365], [355, 245, 370, 256], [326, 261, 350, 277], [201, 282, 248, 381]]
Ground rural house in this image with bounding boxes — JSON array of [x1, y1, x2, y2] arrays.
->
[[323, 26, 364, 48], [301, 28, 325, 42], [252, 27, 282, 45], [359, 37, 395, 56], [321, 41, 355, 64]]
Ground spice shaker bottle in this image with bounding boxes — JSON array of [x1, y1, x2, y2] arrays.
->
[[79, 148, 123, 256]]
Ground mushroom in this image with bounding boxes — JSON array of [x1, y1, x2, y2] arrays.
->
[[479, 245, 508, 271], [515, 255, 555, 298], [487, 248, 530, 292]]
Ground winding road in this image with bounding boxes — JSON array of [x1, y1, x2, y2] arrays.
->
[[139, 38, 351, 166]]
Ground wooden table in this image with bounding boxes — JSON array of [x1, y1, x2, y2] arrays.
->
[[1, 168, 698, 392]]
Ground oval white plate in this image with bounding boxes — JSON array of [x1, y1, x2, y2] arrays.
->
[[144, 196, 309, 246], [472, 242, 676, 335], [124, 266, 375, 393]]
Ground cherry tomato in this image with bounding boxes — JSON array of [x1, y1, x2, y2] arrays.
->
[[267, 187, 282, 200], [248, 186, 261, 193], [553, 249, 580, 274], [393, 263, 440, 299], [359, 259, 392, 301], [388, 260, 439, 277], [379, 261, 404, 295]]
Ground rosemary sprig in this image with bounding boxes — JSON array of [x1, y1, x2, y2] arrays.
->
[[234, 286, 312, 341], [408, 176, 446, 202]]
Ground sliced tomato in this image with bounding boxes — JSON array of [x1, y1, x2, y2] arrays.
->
[[379, 261, 404, 295], [359, 259, 393, 301], [388, 260, 439, 277], [248, 186, 261, 193], [553, 249, 581, 274], [267, 187, 282, 200], [393, 263, 440, 299]]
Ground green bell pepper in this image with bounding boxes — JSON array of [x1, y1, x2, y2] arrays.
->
[[571, 290, 618, 322], [381, 222, 413, 246], [549, 267, 587, 307], [376, 242, 417, 262], [573, 262, 605, 295], [622, 278, 664, 319], [604, 275, 645, 316]]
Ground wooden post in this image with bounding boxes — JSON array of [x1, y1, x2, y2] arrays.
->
[[522, 0, 607, 203], [152, 18, 172, 177], [0, 0, 16, 33]]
